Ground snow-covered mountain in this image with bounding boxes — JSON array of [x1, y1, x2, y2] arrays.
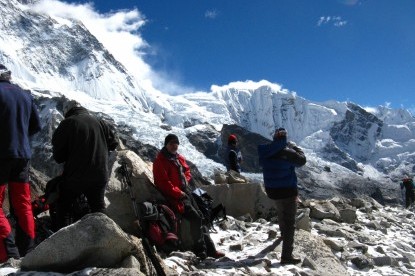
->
[[1, 0, 414, 200]]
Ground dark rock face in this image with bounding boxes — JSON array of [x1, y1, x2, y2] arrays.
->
[[186, 124, 221, 160], [219, 124, 270, 173], [330, 103, 383, 162], [186, 124, 270, 173], [321, 142, 360, 172]]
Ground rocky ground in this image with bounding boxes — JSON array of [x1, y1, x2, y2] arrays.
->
[[1, 197, 415, 276], [164, 197, 415, 276]]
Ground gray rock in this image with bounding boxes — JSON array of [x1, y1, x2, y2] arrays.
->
[[323, 238, 344, 252], [309, 200, 341, 222], [267, 229, 278, 240], [90, 268, 146, 276], [350, 255, 374, 270], [373, 256, 398, 267], [349, 198, 367, 209], [296, 208, 311, 232], [301, 257, 317, 270], [203, 183, 277, 220], [21, 213, 150, 273], [229, 243, 244, 251], [347, 241, 368, 254], [338, 208, 357, 224], [294, 230, 348, 276]]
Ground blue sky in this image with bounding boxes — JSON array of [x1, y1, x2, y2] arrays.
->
[[62, 0, 414, 111]]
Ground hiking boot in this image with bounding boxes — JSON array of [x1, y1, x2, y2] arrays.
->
[[196, 251, 207, 260], [280, 257, 301, 265]]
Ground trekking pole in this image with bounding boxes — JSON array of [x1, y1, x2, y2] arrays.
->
[[119, 161, 166, 276]]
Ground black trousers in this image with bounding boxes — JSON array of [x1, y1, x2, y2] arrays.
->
[[405, 190, 415, 208], [181, 197, 216, 257], [56, 180, 106, 229], [274, 196, 297, 259]]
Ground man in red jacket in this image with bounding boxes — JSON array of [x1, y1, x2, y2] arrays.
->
[[0, 64, 41, 262], [153, 134, 224, 259]]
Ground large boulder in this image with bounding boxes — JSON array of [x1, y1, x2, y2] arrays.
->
[[21, 213, 150, 273], [295, 230, 348, 276], [202, 182, 276, 219], [105, 149, 165, 233]]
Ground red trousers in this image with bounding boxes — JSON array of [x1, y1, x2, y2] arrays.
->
[[0, 182, 35, 262]]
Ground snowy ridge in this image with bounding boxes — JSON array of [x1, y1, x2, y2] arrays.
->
[[1, 0, 414, 181]]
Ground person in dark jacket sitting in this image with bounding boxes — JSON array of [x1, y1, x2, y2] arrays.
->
[[51, 100, 118, 229], [226, 134, 243, 173], [258, 127, 306, 265], [0, 64, 41, 262]]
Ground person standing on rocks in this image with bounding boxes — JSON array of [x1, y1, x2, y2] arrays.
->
[[51, 100, 118, 229], [401, 176, 414, 209], [153, 134, 225, 259], [226, 134, 243, 173], [0, 64, 41, 262], [258, 127, 306, 265]]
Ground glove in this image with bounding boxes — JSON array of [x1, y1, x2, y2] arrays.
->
[[287, 141, 297, 149], [32, 195, 50, 216]]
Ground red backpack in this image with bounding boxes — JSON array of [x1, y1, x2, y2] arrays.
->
[[140, 202, 178, 254]]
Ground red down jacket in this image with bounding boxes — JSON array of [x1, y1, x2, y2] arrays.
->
[[153, 148, 192, 214]]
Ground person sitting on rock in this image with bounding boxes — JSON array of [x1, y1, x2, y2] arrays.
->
[[153, 134, 225, 259]]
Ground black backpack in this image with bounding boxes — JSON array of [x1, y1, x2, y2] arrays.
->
[[32, 175, 90, 233], [191, 188, 227, 229], [139, 202, 179, 254]]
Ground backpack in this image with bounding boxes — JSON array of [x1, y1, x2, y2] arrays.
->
[[139, 202, 179, 254], [32, 175, 90, 232], [191, 188, 227, 229]]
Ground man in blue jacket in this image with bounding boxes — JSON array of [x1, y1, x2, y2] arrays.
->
[[258, 127, 306, 265], [0, 64, 41, 262]]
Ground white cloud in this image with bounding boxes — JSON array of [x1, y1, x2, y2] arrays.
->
[[211, 80, 284, 93], [317, 16, 347, 27], [205, 10, 218, 19], [30, 0, 191, 95]]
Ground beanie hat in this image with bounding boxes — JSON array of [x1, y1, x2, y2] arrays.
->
[[0, 64, 11, 81], [62, 100, 81, 116], [228, 134, 237, 143], [164, 134, 180, 146]]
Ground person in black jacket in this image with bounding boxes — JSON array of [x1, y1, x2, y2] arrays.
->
[[258, 127, 306, 265], [0, 64, 41, 262], [52, 100, 118, 229], [226, 134, 243, 173]]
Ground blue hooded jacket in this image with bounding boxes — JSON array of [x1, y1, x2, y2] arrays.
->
[[0, 81, 41, 159], [258, 136, 306, 198]]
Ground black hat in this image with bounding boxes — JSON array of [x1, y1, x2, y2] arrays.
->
[[164, 134, 180, 146], [0, 64, 11, 81]]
